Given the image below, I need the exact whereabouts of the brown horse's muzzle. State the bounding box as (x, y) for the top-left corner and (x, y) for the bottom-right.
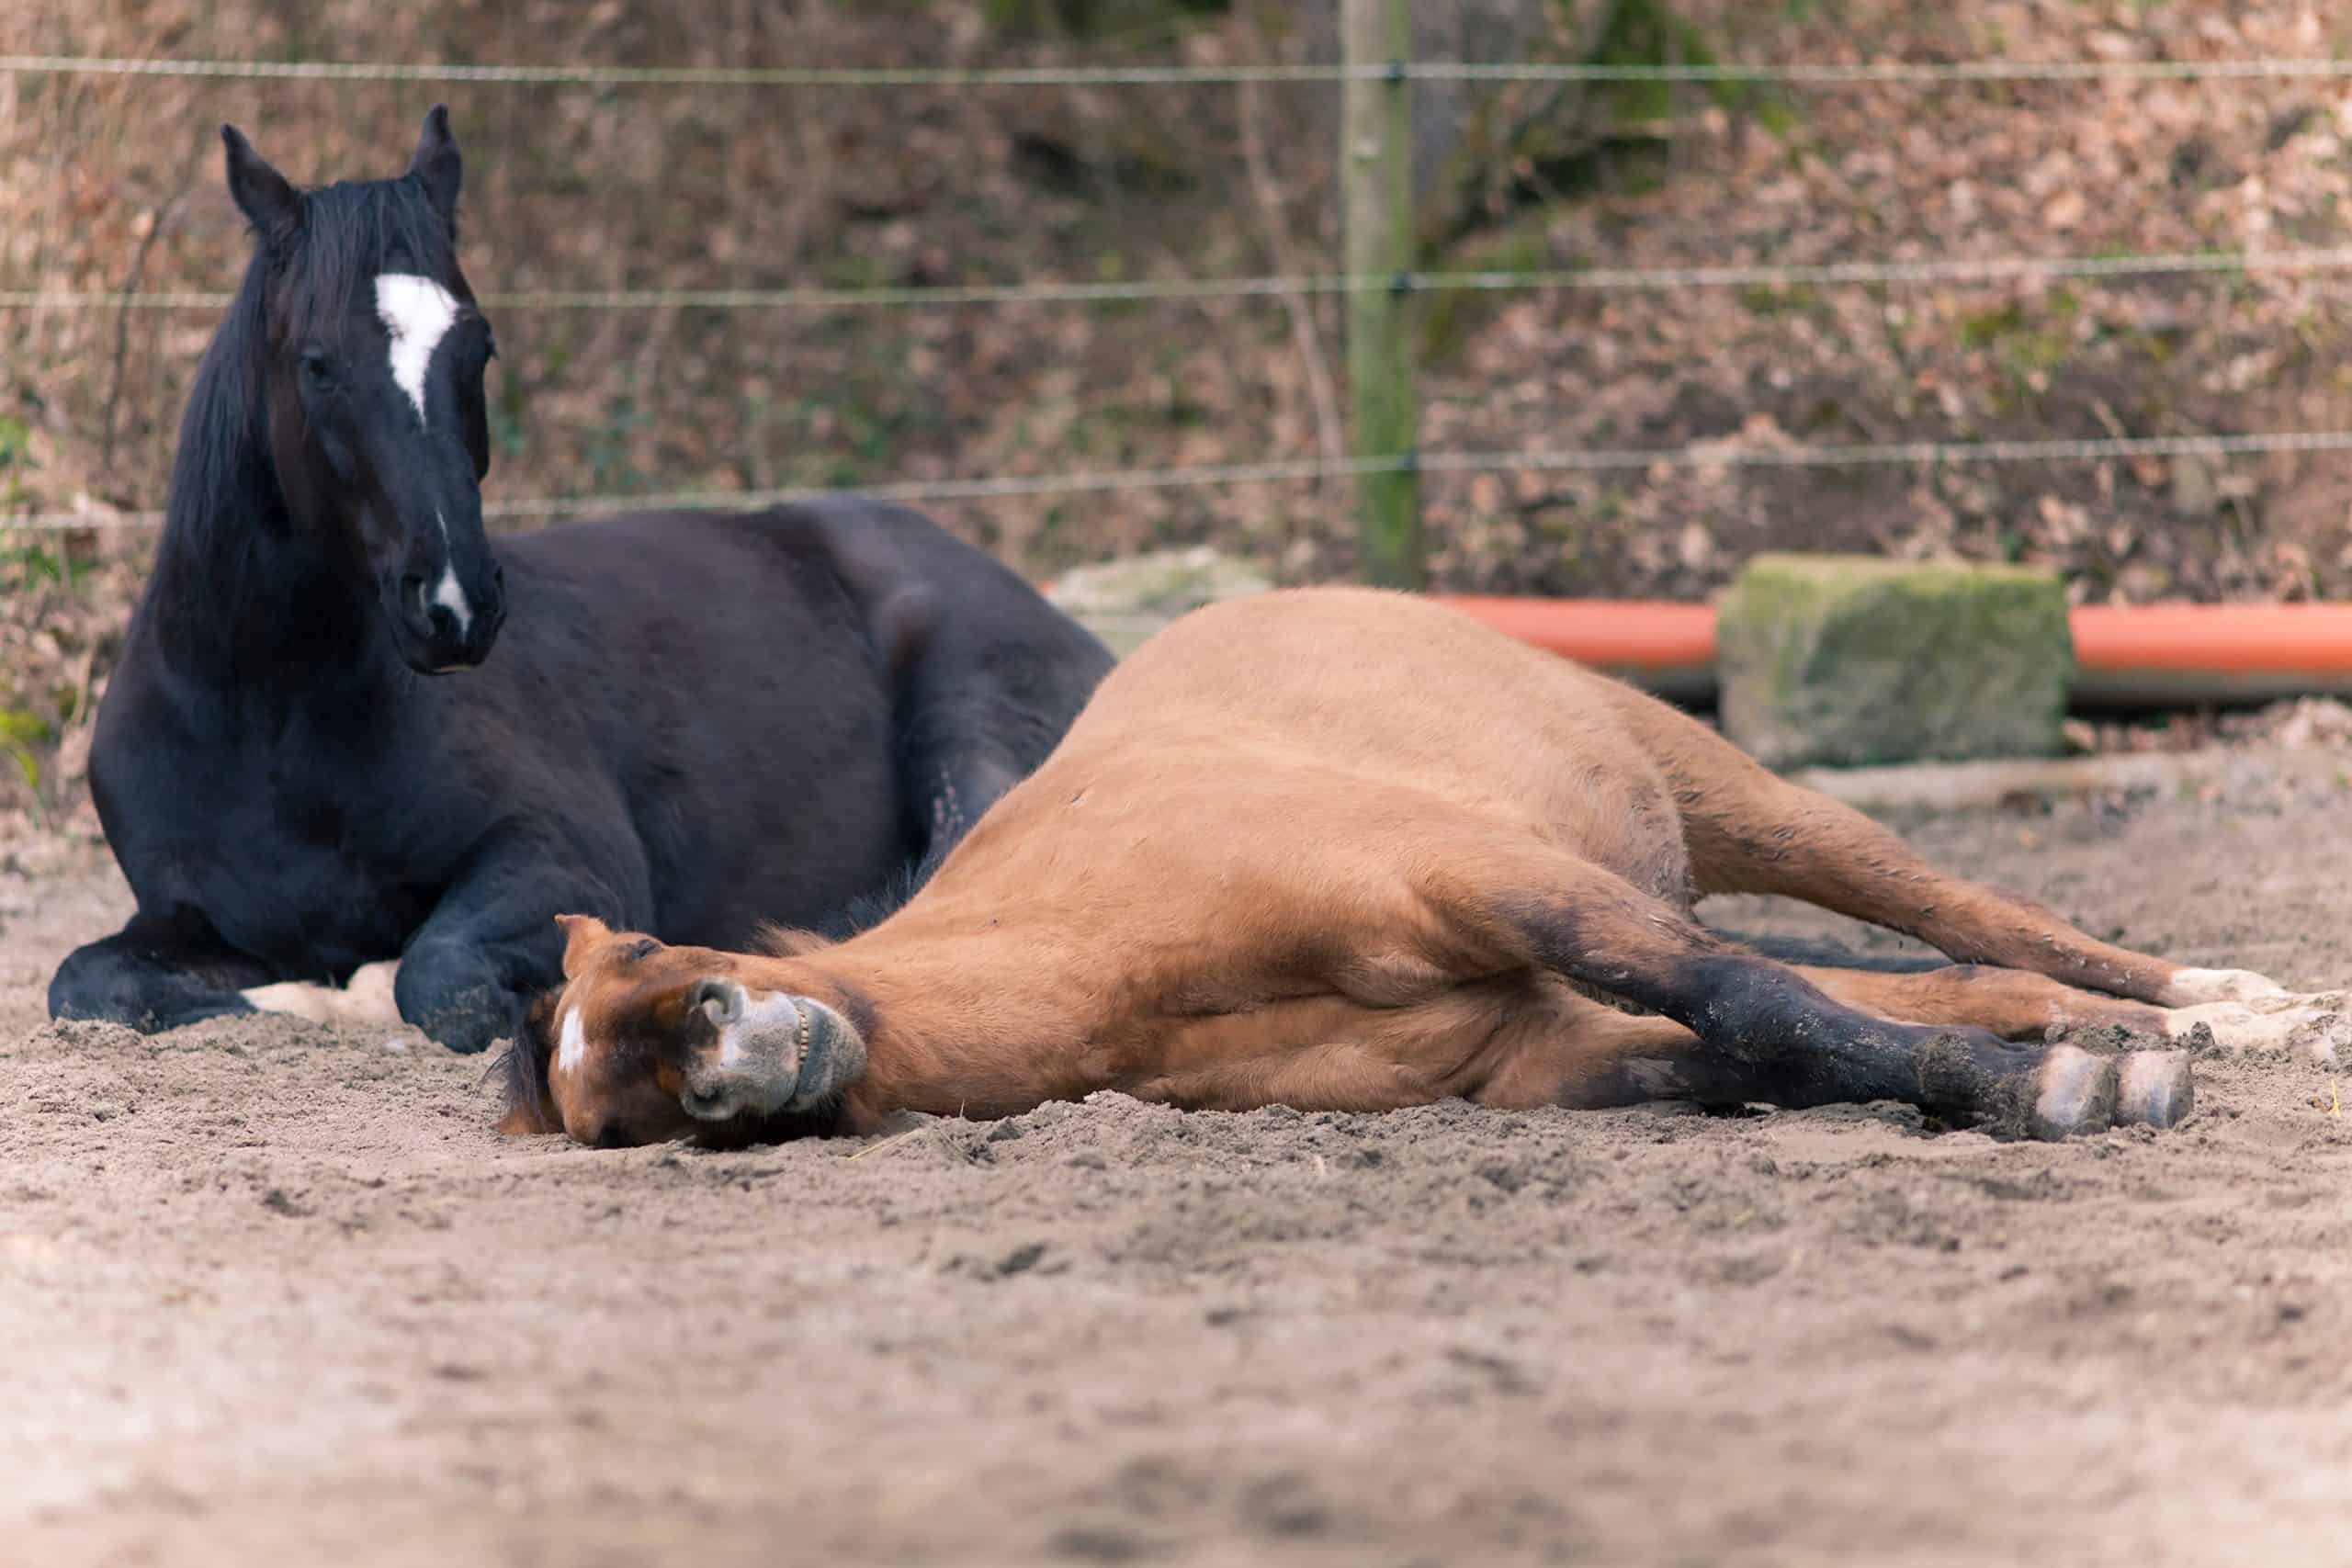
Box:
(675, 979), (865, 1122)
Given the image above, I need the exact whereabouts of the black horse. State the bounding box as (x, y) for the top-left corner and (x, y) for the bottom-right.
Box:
(48, 108), (1112, 1054)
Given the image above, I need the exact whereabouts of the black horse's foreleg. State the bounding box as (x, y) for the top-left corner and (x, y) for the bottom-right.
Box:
(396, 840), (649, 1055)
(48, 907), (274, 1032)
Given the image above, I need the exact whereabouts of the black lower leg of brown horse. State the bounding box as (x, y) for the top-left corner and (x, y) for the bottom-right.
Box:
(1467, 860), (2079, 1128)
(1532, 990), (2181, 1136)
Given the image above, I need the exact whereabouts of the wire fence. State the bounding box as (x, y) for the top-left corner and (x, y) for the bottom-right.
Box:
(12, 245), (2352, 313)
(7, 45), (2352, 540)
(14, 52), (2352, 85)
(15, 430), (2352, 535)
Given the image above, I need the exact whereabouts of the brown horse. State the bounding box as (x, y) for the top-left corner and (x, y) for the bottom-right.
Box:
(503, 588), (2345, 1149)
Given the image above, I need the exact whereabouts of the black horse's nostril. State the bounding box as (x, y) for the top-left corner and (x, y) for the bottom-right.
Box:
(397, 570), (461, 644)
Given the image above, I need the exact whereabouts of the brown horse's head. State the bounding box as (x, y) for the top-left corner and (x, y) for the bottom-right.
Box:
(497, 915), (866, 1148)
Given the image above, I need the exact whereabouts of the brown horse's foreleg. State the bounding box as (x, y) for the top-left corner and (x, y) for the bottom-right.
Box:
(1615, 688), (2288, 1008)
(1443, 848), (2180, 1136)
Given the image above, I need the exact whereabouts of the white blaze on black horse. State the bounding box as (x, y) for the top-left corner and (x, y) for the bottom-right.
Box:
(48, 108), (1111, 1054)
(373, 272), (460, 425)
(372, 268), (476, 646)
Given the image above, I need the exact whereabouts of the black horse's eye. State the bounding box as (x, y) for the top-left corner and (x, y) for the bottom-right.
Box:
(299, 346), (335, 383)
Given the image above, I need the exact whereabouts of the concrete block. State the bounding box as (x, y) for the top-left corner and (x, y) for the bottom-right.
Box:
(1045, 547), (1272, 658)
(1717, 553), (2073, 768)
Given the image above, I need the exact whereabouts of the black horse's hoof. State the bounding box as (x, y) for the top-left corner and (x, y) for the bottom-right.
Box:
(412, 988), (507, 1054)
(48, 939), (258, 1035)
(394, 943), (515, 1055)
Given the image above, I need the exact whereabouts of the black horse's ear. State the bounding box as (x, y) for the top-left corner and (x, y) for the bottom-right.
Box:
(406, 104), (461, 226)
(221, 123), (301, 249)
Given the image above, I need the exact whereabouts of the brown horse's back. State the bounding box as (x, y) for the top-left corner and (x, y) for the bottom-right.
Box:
(923, 588), (1699, 920)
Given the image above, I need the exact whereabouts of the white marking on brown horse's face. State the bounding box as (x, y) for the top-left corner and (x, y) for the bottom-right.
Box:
(556, 1006), (588, 1078)
(373, 273), (459, 425)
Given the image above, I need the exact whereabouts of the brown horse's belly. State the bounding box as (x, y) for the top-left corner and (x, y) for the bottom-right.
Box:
(1121, 978), (1540, 1113)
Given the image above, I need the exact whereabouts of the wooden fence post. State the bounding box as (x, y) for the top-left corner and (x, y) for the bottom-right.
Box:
(1341, 0), (1423, 589)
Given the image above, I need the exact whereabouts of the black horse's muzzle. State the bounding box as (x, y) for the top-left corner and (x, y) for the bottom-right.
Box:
(389, 553), (505, 672)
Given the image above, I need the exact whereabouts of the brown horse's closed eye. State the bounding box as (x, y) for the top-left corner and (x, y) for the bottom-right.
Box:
(507, 589), (2347, 1150)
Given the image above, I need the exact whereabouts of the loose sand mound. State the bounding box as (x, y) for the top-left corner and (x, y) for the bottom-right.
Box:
(6, 763), (2352, 1566)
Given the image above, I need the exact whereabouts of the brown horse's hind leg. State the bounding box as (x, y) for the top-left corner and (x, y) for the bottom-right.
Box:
(1789, 964), (2170, 1040)
(1796, 961), (2346, 1067)
(1442, 847), (2177, 1136)
(1473, 986), (2181, 1135)
(1609, 688), (2266, 1008)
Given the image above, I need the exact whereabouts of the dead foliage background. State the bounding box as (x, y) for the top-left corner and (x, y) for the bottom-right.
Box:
(6, 0), (2352, 829)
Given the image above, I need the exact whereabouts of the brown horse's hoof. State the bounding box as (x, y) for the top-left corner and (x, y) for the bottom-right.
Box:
(2027, 1044), (2120, 1141)
(2113, 1049), (2194, 1130)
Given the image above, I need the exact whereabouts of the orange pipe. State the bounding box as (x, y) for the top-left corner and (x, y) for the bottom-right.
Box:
(1431, 596), (2352, 705)
(2067, 602), (2352, 674)
(1429, 596), (1718, 672)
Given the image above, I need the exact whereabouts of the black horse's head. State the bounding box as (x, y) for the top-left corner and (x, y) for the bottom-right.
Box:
(223, 107), (506, 672)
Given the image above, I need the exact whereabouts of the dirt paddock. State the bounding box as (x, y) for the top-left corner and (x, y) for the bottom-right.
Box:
(6, 754), (2352, 1567)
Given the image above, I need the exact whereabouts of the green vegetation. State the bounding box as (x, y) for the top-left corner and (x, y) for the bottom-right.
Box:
(584, 391), (655, 496)
(0, 540), (90, 595)
(1736, 282), (1827, 318)
(0, 707), (51, 828)
(1433, 0), (1800, 254)
(0, 412), (31, 510)
(982, 0), (1227, 40)
(1589, 0), (1795, 137)
(1419, 219), (1550, 367)
(1959, 293), (2080, 405)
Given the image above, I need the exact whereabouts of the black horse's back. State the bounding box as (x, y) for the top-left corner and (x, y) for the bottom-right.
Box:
(783, 496), (1115, 840)
(469, 499), (1111, 954)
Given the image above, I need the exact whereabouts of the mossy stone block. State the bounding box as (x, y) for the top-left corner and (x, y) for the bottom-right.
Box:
(1717, 554), (2073, 769)
(1046, 547), (1272, 658)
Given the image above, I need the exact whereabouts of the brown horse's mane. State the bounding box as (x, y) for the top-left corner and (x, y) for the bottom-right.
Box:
(488, 989), (564, 1134)
(752, 922), (835, 957)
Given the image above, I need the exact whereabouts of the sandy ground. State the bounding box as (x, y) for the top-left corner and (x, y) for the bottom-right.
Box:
(7, 756), (2352, 1568)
